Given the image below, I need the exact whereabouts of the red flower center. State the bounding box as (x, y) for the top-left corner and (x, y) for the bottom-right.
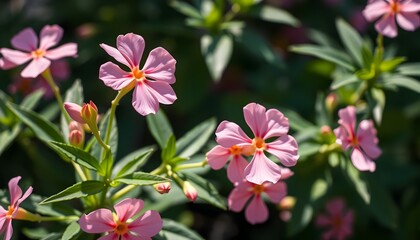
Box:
(253, 137), (266, 150)
(252, 184), (265, 196)
(390, 0), (400, 13)
(114, 220), (129, 235)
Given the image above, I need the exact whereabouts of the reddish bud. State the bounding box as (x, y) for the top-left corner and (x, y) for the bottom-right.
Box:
(154, 182), (171, 194)
(183, 181), (198, 202)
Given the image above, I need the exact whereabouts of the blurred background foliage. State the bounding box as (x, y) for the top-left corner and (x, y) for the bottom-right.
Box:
(0, 0), (419, 239)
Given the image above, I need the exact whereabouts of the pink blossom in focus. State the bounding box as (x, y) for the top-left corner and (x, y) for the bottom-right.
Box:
(362, 0), (420, 38)
(99, 33), (177, 116)
(316, 198), (354, 240)
(0, 25), (77, 78)
(0, 176), (33, 240)
(334, 106), (381, 172)
(215, 103), (299, 185)
(79, 198), (163, 239)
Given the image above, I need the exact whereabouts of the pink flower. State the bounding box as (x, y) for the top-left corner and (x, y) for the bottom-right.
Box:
(334, 106), (381, 172)
(362, 0), (420, 38)
(206, 145), (249, 184)
(228, 168), (291, 224)
(79, 198), (163, 239)
(182, 181), (198, 202)
(0, 176), (33, 240)
(215, 103), (299, 184)
(0, 25), (77, 78)
(99, 33), (177, 116)
(316, 198), (354, 240)
(64, 101), (98, 125)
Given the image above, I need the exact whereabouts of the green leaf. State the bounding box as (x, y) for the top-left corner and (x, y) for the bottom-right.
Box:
(162, 135), (177, 162)
(379, 57), (406, 72)
(171, 1), (202, 19)
(248, 5), (299, 26)
(7, 102), (64, 142)
(287, 200), (313, 236)
(21, 89), (45, 110)
(368, 181), (398, 229)
(0, 125), (20, 156)
(383, 75), (420, 93)
(176, 118), (216, 158)
(48, 141), (103, 175)
(307, 29), (340, 49)
(346, 162), (370, 204)
(113, 147), (155, 179)
(146, 110), (173, 149)
(201, 34), (233, 81)
(62, 221), (80, 240)
(371, 88), (386, 125)
(310, 178), (328, 201)
(155, 219), (205, 240)
(41, 180), (106, 204)
(336, 18), (363, 66)
(298, 142), (320, 159)
(115, 172), (170, 186)
(290, 45), (355, 71)
(22, 228), (49, 239)
(331, 74), (359, 90)
(62, 80), (84, 141)
(91, 110), (118, 160)
(179, 172), (226, 210)
(41, 233), (61, 240)
(279, 107), (315, 132)
(396, 62), (420, 76)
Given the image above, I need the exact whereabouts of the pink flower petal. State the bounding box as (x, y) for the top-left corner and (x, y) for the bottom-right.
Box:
(98, 234), (119, 240)
(351, 148), (376, 172)
(375, 14), (398, 38)
(132, 82), (159, 115)
(15, 186), (33, 211)
(266, 135), (299, 167)
(143, 47), (176, 84)
(264, 109), (289, 139)
(99, 62), (134, 90)
(128, 210), (163, 237)
(100, 43), (132, 68)
(337, 106), (356, 138)
(357, 120), (381, 159)
(228, 181), (253, 211)
(11, 28), (38, 52)
(264, 181), (287, 203)
(215, 121), (252, 148)
(0, 57), (18, 70)
(45, 43), (78, 60)
(245, 151), (282, 184)
(117, 33), (145, 68)
(0, 48), (32, 65)
(245, 196), (269, 224)
(79, 209), (115, 233)
(227, 155), (248, 184)
(144, 80), (177, 105)
(396, 12), (420, 31)
(0, 209), (7, 230)
(8, 176), (22, 206)
(325, 198), (345, 216)
(39, 25), (63, 50)
(243, 103), (268, 138)
(3, 220), (13, 240)
(206, 145), (231, 170)
(280, 167), (294, 180)
(362, 0), (390, 21)
(334, 126), (351, 150)
(114, 198), (144, 222)
(315, 214), (331, 227)
(64, 102), (84, 123)
(400, 2), (420, 12)
(21, 57), (51, 78)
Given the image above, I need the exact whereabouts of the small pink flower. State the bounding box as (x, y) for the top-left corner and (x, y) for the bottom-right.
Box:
(215, 103), (299, 184)
(99, 33), (177, 116)
(0, 25), (77, 78)
(0, 176), (33, 240)
(79, 198), (163, 239)
(334, 106), (381, 172)
(316, 198), (354, 240)
(64, 101), (98, 125)
(182, 181), (198, 202)
(363, 0), (420, 38)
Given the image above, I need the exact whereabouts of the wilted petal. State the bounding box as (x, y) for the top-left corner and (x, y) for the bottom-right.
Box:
(0, 48), (32, 65)
(245, 151), (282, 184)
(132, 82), (159, 115)
(39, 25), (63, 50)
(228, 181), (253, 212)
(351, 148), (376, 172)
(215, 121), (252, 148)
(11, 28), (38, 52)
(362, 0), (390, 21)
(64, 102), (84, 123)
(144, 80), (177, 105)
(206, 145), (231, 170)
(114, 198), (144, 222)
(357, 120), (381, 159)
(245, 196), (269, 224)
(243, 103), (268, 138)
(227, 155), (248, 184)
(264, 109), (289, 139)
(100, 43), (131, 68)
(266, 135), (299, 167)
(79, 209), (115, 233)
(117, 33), (145, 68)
(45, 43), (78, 60)
(128, 210), (163, 237)
(21, 58), (51, 78)
(264, 181), (287, 203)
(396, 12), (420, 31)
(143, 47), (176, 84)
(375, 14), (398, 38)
(99, 62), (134, 90)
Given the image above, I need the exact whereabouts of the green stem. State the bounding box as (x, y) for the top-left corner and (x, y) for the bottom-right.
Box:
(173, 160), (207, 171)
(71, 162), (88, 181)
(224, 3), (241, 22)
(104, 89), (130, 145)
(37, 215), (80, 222)
(41, 69), (71, 124)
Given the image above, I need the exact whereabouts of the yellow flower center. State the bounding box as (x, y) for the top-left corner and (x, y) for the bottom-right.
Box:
(253, 137), (266, 150)
(132, 67), (145, 81)
(252, 184), (265, 196)
(31, 49), (45, 59)
(390, 0), (400, 13)
(6, 206), (14, 219)
(229, 145), (242, 156)
(114, 221), (129, 235)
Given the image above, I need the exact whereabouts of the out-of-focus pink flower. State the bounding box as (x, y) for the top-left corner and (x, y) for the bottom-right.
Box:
(206, 145), (249, 184)
(0, 176), (33, 240)
(316, 198), (354, 240)
(99, 33), (177, 116)
(0, 25), (77, 78)
(215, 103), (299, 184)
(182, 181), (198, 202)
(363, 0), (420, 38)
(79, 198), (163, 239)
(334, 106), (381, 172)
(350, 8), (370, 33)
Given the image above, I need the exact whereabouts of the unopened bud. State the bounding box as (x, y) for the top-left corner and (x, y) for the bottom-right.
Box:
(325, 93), (338, 112)
(320, 125), (332, 135)
(80, 101), (99, 134)
(154, 182), (171, 194)
(183, 181), (198, 202)
(68, 121), (84, 148)
(279, 196), (296, 210)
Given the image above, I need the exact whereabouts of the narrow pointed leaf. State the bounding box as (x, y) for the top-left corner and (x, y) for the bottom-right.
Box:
(115, 172), (170, 186)
(147, 110), (173, 149)
(40, 181), (106, 204)
(62, 221), (80, 240)
(346, 161), (370, 204)
(155, 219), (205, 240)
(21, 89), (45, 110)
(336, 18), (363, 66)
(383, 75), (420, 94)
(248, 5), (299, 26)
(113, 147), (155, 178)
(91, 110), (118, 160)
(176, 118), (216, 158)
(331, 74), (359, 90)
(201, 34), (233, 81)
(171, 0), (202, 19)
(396, 62), (420, 76)
(0, 125), (21, 156)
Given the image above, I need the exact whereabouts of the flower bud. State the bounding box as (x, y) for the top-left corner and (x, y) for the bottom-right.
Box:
(154, 182), (171, 194)
(81, 101), (98, 125)
(320, 125), (332, 135)
(325, 93), (338, 112)
(182, 181), (198, 202)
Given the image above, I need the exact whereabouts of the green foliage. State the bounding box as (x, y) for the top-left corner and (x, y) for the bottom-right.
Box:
(114, 172), (170, 186)
(156, 219), (205, 240)
(41, 181), (106, 204)
(147, 110), (173, 149)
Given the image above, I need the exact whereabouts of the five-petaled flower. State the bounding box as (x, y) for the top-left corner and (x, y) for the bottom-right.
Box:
(334, 106), (381, 172)
(0, 25), (77, 78)
(79, 198), (163, 239)
(0, 176), (33, 240)
(316, 198), (354, 240)
(363, 0), (420, 38)
(214, 103), (299, 185)
(99, 33), (177, 116)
